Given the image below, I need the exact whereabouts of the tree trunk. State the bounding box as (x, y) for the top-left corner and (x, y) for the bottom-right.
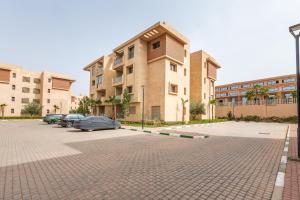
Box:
(182, 106), (184, 124)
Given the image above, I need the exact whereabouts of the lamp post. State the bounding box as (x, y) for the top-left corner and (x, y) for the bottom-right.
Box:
(289, 23), (300, 158)
(141, 85), (145, 130)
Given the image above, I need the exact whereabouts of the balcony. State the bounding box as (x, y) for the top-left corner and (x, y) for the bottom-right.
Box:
(96, 82), (104, 90)
(112, 75), (123, 86)
(113, 55), (124, 70)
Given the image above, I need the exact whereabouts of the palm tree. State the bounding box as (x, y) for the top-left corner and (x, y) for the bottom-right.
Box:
(105, 96), (120, 119)
(0, 103), (7, 118)
(181, 98), (188, 124)
(260, 87), (269, 117)
(209, 99), (217, 120)
(89, 98), (101, 115)
(53, 105), (60, 114)
(292, 90), (297, 103)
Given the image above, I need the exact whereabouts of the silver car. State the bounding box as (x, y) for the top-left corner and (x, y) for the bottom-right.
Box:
(73, 116), (121, 131)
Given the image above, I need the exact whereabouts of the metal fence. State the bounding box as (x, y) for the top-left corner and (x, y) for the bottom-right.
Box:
(217, 98), (297, 106)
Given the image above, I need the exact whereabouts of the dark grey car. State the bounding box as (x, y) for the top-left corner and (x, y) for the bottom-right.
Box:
(73, 116), (121, 131)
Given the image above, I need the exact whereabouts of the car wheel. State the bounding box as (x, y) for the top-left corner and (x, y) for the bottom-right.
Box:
(66, 122), (72, 128)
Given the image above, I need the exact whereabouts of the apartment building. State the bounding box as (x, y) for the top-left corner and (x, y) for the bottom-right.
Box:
(0, 64), (74, 116)
(70, 94), (84, 110)
(84, 21), (191, 122)
(215, 74), (296, 104)
(190, 50), (221, 119)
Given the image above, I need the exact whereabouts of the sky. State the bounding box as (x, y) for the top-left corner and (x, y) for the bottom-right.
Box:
(0, 0), (299, 96)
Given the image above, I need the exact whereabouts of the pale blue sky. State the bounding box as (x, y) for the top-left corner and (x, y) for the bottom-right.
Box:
(0, 0), (299, 95)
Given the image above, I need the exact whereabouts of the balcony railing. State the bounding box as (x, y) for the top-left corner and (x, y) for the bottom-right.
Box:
(114, 57), (124, 66)
(112, 75), (123, 85)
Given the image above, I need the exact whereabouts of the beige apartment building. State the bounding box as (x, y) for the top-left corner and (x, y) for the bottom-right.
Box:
(84, 21), (220, 122)
(190, 50), (221, 119)
(215, 74), (296, 104)
(0, 64), (74, 116)
(70, 94), (85, 110)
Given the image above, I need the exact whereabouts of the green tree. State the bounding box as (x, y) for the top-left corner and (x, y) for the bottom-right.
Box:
(190, 102), (206, 120)
(0, 103), (7, 118)
(209, 99), (217, 120)
(89, 98), (101, 114)
(77, 96), (91, 116)
(246, 84), (268, 104)
(292, 90), (297, 102)
(23, 102), (41, 116)
(105, 96), (120, 119)
(121, 89), (131, 117)
(181, 98), (188, 123)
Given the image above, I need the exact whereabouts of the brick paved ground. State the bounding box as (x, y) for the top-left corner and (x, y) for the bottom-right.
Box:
(0, 121), (285, 200)
(283, 125), (300, 200)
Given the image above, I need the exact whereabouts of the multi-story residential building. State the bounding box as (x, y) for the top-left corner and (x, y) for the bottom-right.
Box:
(70, 94), (85, 110)
(0, 64), (74, 116)
(190, 50), (221, 119)
(84, 21), (191, 122)
(215, 74), (296, 104)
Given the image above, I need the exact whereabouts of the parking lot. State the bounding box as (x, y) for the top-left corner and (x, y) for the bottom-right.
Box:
(0, 120), (288, 199)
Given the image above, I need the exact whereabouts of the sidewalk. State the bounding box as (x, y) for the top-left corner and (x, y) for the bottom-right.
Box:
(283, 125), (300, 199)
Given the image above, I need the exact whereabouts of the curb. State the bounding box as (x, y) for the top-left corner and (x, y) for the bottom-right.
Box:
(122, 127), (209, 139)
(271, 125), (290, 200)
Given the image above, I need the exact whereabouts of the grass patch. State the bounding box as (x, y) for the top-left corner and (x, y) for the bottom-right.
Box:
(0, 116), (42, 120)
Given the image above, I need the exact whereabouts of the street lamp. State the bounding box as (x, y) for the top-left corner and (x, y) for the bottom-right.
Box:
(289, 23), (300, 158)
(141, 85), (145, 129)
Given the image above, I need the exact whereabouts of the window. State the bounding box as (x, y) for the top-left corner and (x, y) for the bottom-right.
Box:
(22, 76), (30, 83)
(21, 98), (29, 104)
(127, 86), (133, 93)
(22, 87), (30, 93)
(33, 88), (40, 94)
(127, 65), (133, 74)
(48, 78), (51, 83)
(48, 89), (50, 93)
(128, 46), (135, 59)
(184, 50), (187, 57)
(96, 75), (103, 85)
(47, 99), (50, 103)
(170, 84), (178, 94)
(92, 80), (95, 86)
(170, 63), (177, 72)
(34, 78), (41, 84)
(184, 68), (187, 76)
(267, 80), (276, 85)
(152, 41), (160, 49)
(33, 99), (40, 104)
(229, 92), (238, 96)
(242, 84), (250, 88)
(11, 97), (15, 102)
(282, 86), (296, 91)
(184, 87), (187, 95)
(12, 85), (15, 90)
(231, 85), (240, 90)
(129, 106), (136, 115)
(283, 78), (296, 83)
(11, 109), (14, 114)
(12, 73), (16, 78)
(47, 109), (50, 114)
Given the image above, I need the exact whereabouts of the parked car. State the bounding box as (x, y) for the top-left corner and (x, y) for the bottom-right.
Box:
(43, 114), (64, 124)
(59, 114), (85, 127)
(73, 116), (121, 131)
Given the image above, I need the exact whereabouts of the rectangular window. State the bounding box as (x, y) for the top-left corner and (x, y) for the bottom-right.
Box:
(48, 78), (51, 83)
(152, 41), (160, 49)
(184, 68), (187, 76)
(11, 97), (15, 102)
(127, 86), (133, 93)
(33, 88), (40, 94)
(47, 99), (50, 103)
(169, 84), (178, 94)
(96, 75), (103, 85)
(22, 76), (30, 83)
(170, 63), (177, 72)
(12, 85), (15, 90)
(92, 80), (95, 86)
(184, 87), (187, 95)
(127, 65), (133, 74)
(184, 49), (187, 57)
(283, 78), (296, 83)
(34, 78), (41, 84)
(48, 89), (50, 93)
(128, 46), (135, 59)
(11, 109), (14, 114)
(21, 98), (29, 104)
(22, 87), (30, 93)
(12, 73), (16, 78)
(129, 106), (136, 115)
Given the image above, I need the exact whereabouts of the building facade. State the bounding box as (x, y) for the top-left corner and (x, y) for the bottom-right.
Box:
(70, 94), (85, 111)
(84, 21), (192, 122)
(0, 64), (74, 116)
(190, 50), (220, 119)
(215, 74), (296, 104)
(84, 21), (221, 122)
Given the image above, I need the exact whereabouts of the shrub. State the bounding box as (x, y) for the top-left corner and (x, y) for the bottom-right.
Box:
(227, 111), (234, 120)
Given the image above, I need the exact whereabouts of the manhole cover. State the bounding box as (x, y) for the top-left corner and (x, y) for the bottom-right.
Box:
(259, 132), (270, 135)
